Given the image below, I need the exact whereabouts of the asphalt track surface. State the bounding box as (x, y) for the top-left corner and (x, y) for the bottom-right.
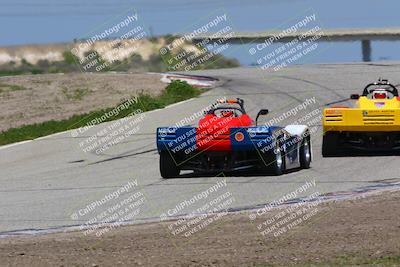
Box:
(1, 63), (400, 235)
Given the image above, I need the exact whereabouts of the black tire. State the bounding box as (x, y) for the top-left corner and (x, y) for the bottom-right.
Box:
(322, 132), (340, 157)
(300, 136), (312, 169)
(160, 151), (180, 178)
(271, 138), (285, 175)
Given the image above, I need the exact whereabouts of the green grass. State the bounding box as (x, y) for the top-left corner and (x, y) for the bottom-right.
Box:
(0, 80), (202, 146)
(297, 255), (400, 267)
(62, 87), (90, 101)
(332, 255), (400, 266)
(0, 70), (24, 77)
(255, 255), (400, 267)
(0, 82), (27, 92)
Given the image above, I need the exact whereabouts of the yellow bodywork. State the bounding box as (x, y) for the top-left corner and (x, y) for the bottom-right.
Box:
(323, 96), (400, 133)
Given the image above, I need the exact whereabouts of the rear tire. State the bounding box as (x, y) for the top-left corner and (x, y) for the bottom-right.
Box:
(271, 138), (285, 175)
(300, 137), (311, 169)
(160, 151), (180, 178)
(322, 132), (339, 157)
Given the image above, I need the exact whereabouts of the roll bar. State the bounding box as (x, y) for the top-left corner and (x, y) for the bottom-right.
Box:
(209, 98), (246, 114)
(362, 78), (399, 96)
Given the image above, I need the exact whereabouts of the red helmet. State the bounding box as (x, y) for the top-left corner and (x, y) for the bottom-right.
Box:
(221, 111), (234, 117)
(373, 90), (388, 99)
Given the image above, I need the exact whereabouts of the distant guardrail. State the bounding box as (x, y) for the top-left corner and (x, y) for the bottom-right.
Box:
(185, 28), (400, 62)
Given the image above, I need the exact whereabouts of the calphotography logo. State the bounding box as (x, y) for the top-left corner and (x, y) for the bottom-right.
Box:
(159, 11), (237, 71)
(69, 8), (148, 73)
(70, 179), (147, 237)
(159, 178), (235, 239)
(249, 12), (328, 72)
(249, 180), (322, 238)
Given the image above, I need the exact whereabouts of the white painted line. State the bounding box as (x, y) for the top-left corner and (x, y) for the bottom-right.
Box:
(145, 108), (163, 115)
(35, 130), (72, 140)
(0, 130), (72, 150)
(165, 98), (195, 108)
(143, 98), (195, 114)
(0, 140), (33, 151)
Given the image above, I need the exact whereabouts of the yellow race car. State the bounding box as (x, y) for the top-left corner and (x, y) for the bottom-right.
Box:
(323, 79), (400, 156)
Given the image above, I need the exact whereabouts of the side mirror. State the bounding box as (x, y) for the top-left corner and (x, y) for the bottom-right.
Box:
(255, 109), (269, 126)
(350, 94), (360, 100)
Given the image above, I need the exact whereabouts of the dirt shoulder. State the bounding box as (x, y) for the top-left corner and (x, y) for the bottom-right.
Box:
(0, 73), (165, 132)
(0, 190), (399, 267)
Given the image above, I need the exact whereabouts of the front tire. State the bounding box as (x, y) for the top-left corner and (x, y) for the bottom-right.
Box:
(160, 151), (180, 178)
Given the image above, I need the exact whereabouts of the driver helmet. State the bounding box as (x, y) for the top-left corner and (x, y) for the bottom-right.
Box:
(372, 89), (388, 99)
(221, 110), (234, 117)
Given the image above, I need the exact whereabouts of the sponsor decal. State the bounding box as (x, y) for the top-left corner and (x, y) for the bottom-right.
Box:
(374, 102), (386, 108)
(325, 109), (342, 115)
(234, 132), (245, 142)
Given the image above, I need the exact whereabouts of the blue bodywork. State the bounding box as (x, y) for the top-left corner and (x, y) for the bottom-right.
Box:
(157, 127), (197, 154)
(156, 124), (305, 173)
(156, 126), (283, 154)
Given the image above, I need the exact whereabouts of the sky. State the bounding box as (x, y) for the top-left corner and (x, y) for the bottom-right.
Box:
(1, 0), (400, 46)
(0, 0), (399, 64)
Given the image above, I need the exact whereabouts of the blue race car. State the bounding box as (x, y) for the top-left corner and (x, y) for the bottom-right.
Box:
(156, 98), (312, 178)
